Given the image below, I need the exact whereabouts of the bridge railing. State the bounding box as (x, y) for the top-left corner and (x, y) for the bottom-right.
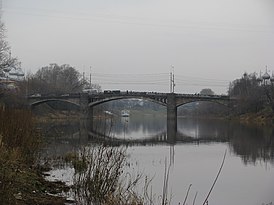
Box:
(27, 91), (230, 100)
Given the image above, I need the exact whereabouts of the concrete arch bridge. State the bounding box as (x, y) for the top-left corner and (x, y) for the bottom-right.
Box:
(28, 91), (233, 136)
(29, 91), (231, 111)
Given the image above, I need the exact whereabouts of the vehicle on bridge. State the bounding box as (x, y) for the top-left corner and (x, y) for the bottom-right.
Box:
(61, 94), (69, 97)
(104, 90), (121, 94)
(83, 88), (98, 94)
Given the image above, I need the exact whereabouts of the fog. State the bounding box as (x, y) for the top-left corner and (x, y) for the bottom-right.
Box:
(2, 0), (274, 94)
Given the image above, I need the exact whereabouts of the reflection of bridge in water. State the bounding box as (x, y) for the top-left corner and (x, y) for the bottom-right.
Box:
(29, 91), (233, 142)
(39, 118), (274, 164)
(42, 122), (229, 146)
(39, 119), (229, 146)
(87, 129), (228, 146)
(80, 119), (229, 146)
(39, 117), (274, 165)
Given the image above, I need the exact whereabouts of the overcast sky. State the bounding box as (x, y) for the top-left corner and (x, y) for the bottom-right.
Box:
(2, 0), (274, 94)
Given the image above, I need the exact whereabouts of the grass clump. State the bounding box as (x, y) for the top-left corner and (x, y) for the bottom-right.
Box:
(72, 145), (144, 205)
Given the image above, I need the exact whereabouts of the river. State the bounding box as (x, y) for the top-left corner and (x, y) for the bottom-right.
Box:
(40, 114), (274, 205)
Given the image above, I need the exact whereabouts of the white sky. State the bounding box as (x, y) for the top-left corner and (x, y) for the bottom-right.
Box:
(2, 0), (274, 94)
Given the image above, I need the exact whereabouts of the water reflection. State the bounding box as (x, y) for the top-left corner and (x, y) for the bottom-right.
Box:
(228, 124), (274, 165)
(39, 116), (274, 165)
(40, 116), (274, 205)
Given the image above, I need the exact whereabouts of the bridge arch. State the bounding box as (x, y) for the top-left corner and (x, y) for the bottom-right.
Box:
(176, 99), (230, 108)
(88, 96), (167, 107)
(30, 99), (80, 109)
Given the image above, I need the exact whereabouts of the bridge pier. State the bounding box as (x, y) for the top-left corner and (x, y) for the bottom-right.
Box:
(79, 93), (92, 117)
(86, 107), (94, 132)
(79, 119), (89, 140)
(80, 93), (89, 119)
(80, 93), (94, 133)
(167, 93), (177, 143)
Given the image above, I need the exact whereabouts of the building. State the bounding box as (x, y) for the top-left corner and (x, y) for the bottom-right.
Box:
(0, 66), (25, 81)
(257, 67), (273, 86)
(0, 66), (25, 92)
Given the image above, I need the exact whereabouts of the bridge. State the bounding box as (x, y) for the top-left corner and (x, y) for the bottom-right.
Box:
(28, 91), (231, 108)
(28, 91), (233, 138)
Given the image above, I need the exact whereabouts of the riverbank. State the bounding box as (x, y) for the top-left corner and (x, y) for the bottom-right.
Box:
(0, 161), (70, 205)
(178, 108), (274, 127)
(229, 108), (274, 126)
(0, 108), (71, 205)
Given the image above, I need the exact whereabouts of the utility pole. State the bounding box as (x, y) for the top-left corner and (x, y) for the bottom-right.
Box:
(172, 70), (175, 93)
(89, 66), (92, 88)
(170, 65), (175, 93)
(170, 72), (173, 93)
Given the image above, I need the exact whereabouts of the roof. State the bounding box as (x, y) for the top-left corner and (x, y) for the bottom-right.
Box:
(9, 67), (24, 76)
(262, 71), (270, 80)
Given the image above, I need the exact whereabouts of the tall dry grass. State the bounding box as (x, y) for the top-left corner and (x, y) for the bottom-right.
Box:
(0, 108), (41, 204)
(0, 108), (41, 164)
(70, 145), (144, 205)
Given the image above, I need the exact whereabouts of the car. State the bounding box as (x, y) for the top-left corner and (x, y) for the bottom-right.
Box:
(61, 94), (69, 97)
(83, 88), (98, 94)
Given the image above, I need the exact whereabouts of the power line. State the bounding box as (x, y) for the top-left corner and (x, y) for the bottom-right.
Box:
(175, 74), (229, 82)
(0, 0), (2, 16)
(93, 72), (169, 76)
(90, 71), (230, 89)
(4, 6), (274, 33)
(92, 81), (167, 85)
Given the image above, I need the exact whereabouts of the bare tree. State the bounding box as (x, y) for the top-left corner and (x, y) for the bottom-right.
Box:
(200, 88), (214, 95)
(0, 17), (17, 71)
(28, 63), (87, 94)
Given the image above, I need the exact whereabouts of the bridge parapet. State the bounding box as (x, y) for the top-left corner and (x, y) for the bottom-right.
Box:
(88, 91), (168, 107)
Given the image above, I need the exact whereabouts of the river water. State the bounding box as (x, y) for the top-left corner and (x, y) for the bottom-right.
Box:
(41, 114), (274, 205)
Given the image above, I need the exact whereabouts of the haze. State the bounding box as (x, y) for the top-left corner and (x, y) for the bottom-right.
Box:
(2, 0), (274, 94)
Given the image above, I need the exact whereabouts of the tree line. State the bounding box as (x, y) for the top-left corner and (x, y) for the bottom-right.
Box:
(25, 63), (101, 95)
(228, 72), (274, 114)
